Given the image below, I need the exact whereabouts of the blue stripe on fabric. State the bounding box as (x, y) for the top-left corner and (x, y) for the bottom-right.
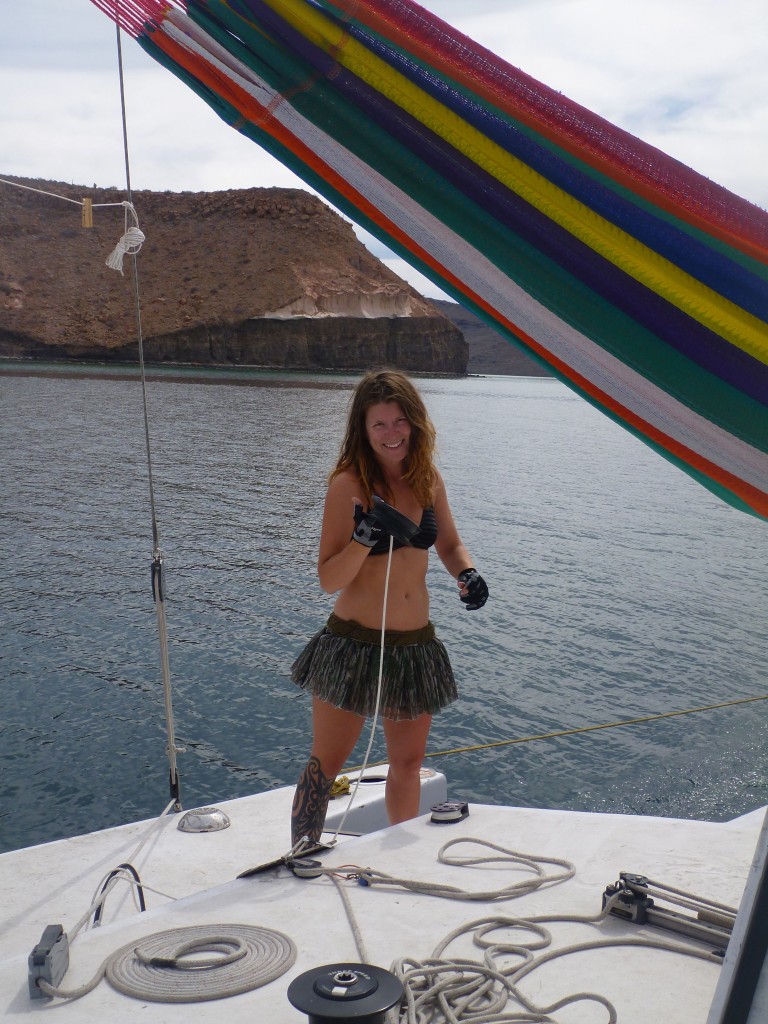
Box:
(348, 73), (768, 406)
(228, 0), (768, 404)
(320, 5), (768, 322)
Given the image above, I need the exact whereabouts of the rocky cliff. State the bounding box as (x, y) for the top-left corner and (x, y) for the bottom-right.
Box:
(0, 177), (467, 375)
(433, 300), (553, 377)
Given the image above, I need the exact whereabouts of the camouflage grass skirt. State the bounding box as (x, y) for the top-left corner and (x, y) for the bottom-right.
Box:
(290, 612), (457, 721)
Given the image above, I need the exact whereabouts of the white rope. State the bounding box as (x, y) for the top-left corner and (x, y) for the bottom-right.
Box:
(389, 955), (603, 1023)
(37, 924), (296, 1004)
(329, 534), (395, 844)
(0, 176), (145, 266)
(285, 534), (397, 861)
(0, 176), (83, 204)
(330, 874), (370, 963)
(0, 175), (130, 210)
(300, 841), (726, 1023)
(385, 898), (724, 1022)
(105, 204), (145, 273)
(353, 837), (575, 902)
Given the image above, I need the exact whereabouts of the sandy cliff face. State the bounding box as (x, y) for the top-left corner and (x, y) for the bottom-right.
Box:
(0, 177), (466, 374)
(432, 301), (552, 377)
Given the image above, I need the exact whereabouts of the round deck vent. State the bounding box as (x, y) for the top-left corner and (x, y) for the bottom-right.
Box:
(177, 806), (231, 833)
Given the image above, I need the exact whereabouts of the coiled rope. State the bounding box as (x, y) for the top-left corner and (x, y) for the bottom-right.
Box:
(37, 924), (296, 1003)
(104, 206), (145, 273)
(34, 798), (298, 1005)
(31, 798), (296, 1004)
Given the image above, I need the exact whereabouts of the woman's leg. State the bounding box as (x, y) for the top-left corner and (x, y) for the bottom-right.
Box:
(381, 713), (432, 825)
(291, 697), (366, 847)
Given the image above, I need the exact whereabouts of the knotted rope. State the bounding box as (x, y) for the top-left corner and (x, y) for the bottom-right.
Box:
(105, 204), (145, 273)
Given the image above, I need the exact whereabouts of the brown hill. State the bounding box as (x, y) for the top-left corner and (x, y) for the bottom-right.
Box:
(0, 177), (466, 375)
(432, 300), (553, 377)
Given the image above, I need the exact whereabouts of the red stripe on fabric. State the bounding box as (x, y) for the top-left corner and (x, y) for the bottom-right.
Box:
(473, 301), (768, 517)
(330, 0), (768, 264)
(88, 0), (174, 36)
(149, 24), (767, 518)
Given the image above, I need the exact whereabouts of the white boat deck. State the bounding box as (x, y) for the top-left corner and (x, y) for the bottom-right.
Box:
(0, 766), (447, 963)
(1, 778), (764, 1023)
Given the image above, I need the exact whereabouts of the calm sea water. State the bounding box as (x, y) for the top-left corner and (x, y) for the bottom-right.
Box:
(1, 367), (766, 854)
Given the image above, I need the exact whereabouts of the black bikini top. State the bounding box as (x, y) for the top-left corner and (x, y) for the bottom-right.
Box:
(369, 506), (438, 555)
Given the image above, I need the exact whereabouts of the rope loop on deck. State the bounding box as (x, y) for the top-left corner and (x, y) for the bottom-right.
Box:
(318, 839), (725, 1023)
(351, 837), (575, 902)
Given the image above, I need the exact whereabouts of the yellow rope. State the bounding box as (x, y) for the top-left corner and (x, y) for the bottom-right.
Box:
(348, 692), (768, 771)
(330, 775), (351, 797)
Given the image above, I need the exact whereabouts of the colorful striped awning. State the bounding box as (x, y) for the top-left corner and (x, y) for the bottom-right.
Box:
(91, 0), (768, 520)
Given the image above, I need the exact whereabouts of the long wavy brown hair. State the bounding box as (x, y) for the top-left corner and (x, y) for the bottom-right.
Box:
(330, 369), (437, 508)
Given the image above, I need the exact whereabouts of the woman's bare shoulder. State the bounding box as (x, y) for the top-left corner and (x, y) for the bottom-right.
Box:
(432, 468), (447, 502)
(324, 469), (366, 516)
(327, 468), (361, 496)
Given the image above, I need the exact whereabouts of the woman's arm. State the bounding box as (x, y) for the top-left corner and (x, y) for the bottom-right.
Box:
(317, 471), (371, 594)
(433, 471), (475, 579)
(434, 472), (490, 610)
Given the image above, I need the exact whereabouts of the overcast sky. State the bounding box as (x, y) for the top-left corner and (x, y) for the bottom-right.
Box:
(1, 0), (765, 298)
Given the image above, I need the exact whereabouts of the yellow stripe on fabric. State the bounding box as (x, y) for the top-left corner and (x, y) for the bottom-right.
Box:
(257, 0), (768, 364)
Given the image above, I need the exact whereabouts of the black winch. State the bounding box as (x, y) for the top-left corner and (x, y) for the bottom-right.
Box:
(287, 962), (403, 1023)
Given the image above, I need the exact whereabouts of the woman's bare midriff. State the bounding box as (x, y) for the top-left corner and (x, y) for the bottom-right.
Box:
(333, 546), (430, 631)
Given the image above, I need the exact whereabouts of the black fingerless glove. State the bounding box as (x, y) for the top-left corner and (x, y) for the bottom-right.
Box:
(457, 568), (489, 610)
(352, 504), (390, 549)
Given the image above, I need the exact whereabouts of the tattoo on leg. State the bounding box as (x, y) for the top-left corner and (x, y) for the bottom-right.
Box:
(291, 755), (333, 847)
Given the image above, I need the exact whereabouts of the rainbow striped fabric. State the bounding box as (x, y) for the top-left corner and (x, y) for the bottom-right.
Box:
(92, 0), (768, 520)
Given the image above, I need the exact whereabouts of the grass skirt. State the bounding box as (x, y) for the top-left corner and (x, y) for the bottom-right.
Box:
(291, 613), (457, 720)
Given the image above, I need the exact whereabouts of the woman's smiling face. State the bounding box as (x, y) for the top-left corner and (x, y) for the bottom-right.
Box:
(365, 401), (411, 466)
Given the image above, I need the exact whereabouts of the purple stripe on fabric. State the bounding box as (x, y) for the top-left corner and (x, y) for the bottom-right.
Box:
(334, 11), (768, 322)
(211, 0), (768, 406)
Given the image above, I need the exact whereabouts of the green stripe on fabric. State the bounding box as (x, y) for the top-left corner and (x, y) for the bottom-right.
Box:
(199, 4), (766, 448)
(319, 2), (768, 283)
(139, 31), (765, 518)
(154, 5), (768, 450)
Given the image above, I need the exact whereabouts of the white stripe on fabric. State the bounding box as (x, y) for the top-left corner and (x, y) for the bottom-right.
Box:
(162, 12), (767, 494)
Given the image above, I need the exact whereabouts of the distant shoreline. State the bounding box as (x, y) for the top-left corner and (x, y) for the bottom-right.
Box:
(0, 358), (476, 386)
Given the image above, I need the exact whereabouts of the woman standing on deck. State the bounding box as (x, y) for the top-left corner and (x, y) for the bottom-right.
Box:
(290, 369), (488, 848)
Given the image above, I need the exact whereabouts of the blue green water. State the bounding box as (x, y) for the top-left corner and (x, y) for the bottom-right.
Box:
(1, 367), (766, 853)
